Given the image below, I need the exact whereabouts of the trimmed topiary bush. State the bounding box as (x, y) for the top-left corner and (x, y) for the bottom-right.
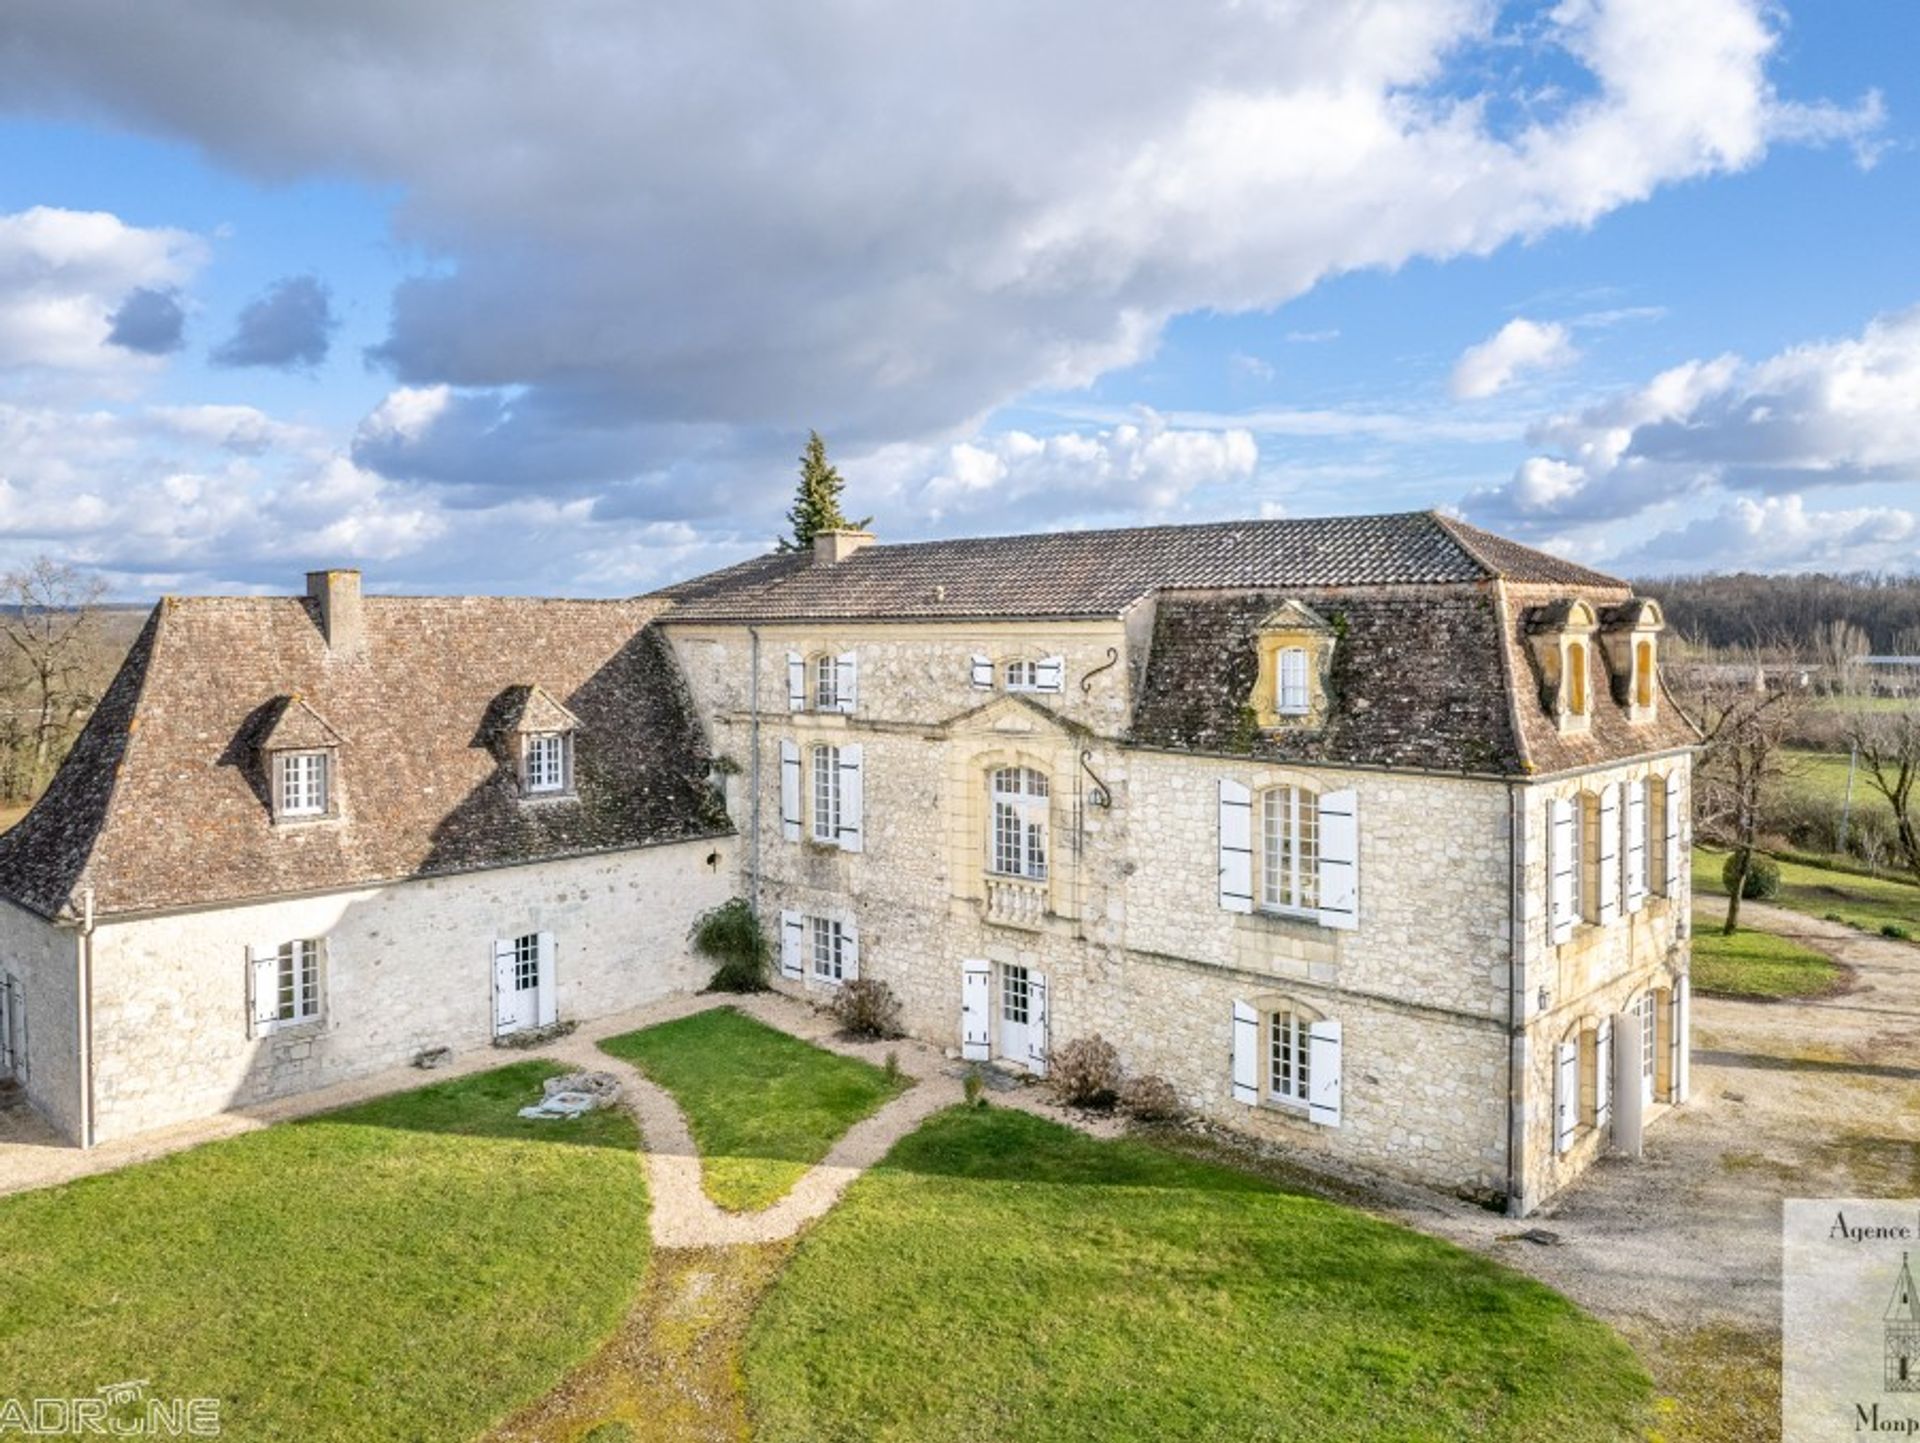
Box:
(1723, 851), (1781, 900)
(1048, 1034), (1123, 1110)
(830, 978), (904, 1039)
(691, 898), (771, 992)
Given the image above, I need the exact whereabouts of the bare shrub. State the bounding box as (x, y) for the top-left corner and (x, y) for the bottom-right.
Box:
(1118, 1073), (1182, 1122)
(830, 978), (903, 1039)
(1048, 1034), (1123, 1110)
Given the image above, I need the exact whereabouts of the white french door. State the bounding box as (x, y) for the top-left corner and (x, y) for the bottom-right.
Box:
(997, 964), (1049, 1077)
(492, 933), (556, 1037)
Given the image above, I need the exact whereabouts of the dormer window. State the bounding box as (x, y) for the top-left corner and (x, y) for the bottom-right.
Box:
(256, 696), (345, 824)
(279, 752), (329, 817)
(1250, 601), (1334, 729)
(523, 732), (572, 795)
(1601, 598), (1666, 724)
(1527, 599), (1599, 736)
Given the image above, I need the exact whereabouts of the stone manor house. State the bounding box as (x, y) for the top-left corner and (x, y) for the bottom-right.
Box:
(0, 512), (1696, 1212)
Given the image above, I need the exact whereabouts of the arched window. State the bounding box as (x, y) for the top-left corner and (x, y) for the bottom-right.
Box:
(1566, 641), (1590, 716)
(1635, 638), (1654, 708)
(1259, 785), (1319, 914)
(989, 766), (1049, 880)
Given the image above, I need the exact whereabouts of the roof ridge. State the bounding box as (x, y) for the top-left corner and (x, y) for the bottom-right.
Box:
(820, 508), (1440, 558)
(1425, 510), (1501, 580)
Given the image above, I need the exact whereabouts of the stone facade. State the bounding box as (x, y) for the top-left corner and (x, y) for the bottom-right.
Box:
(0, 898), (82, 1139)
(74, 840), (729, 1144)
(667, 614), (1691, 1209)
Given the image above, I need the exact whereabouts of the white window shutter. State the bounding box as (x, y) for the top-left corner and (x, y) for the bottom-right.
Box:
(536, 932), (557, 1025)
(1672, 975), (1690, 1103)
(779, 911), (804, 980)
(835, 651), (858, 714)
(1596, 783), (1620, 924)
(491, 937), (516, 1034)
(1663, 772), (1683, 896)
(1307, 1019), (1342, 1127)
(779, 738), (802, 842)
(1554, 1040), (1578, 1155)
(1218, 780), (1254, 914)
(248, 943), (280, 1035)
(1624, 781), (1648, 913)
(786, 651), (807, 711)
(837, 744), (864, 853)
(1035, 655), (1065, 693)
(970, 654), (994, 689)
(1549, 797), (1576, 944)
(1317, 789), (1359, 931)
(842, 921), (860, 982)
(1027, 973), (1049, 1077)
(1593, 1018), (1613, 1132)
(1231, 1000), (1259, 1105)
(961, 960), (990, 1059)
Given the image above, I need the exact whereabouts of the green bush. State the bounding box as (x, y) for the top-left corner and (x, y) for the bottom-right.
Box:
(1881, 923), (1913, 941)
(1722, 852), (1782, 900)
(690, 898), (770, 992)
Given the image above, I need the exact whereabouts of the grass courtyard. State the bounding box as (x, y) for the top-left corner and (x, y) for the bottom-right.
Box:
(744, 1106), (1653, 1443)
(0, 1062), (648, 1443)
(598, 1005), (907, 1211)
(1690, 918), (1845, 998)
(1693, 844), (1920, 936)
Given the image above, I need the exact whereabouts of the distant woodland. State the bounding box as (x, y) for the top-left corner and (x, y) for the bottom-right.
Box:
(1641, 572), (1920, 657)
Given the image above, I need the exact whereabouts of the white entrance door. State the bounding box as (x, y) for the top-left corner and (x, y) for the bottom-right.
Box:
(997, 965), (1049, 1076)
(493, 933), (556, 1037)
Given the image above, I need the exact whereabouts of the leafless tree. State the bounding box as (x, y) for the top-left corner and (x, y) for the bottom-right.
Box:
(0, 557), (108, 799)
(1679, 658), (1810, 934)
(1845, 708), (1920, 884)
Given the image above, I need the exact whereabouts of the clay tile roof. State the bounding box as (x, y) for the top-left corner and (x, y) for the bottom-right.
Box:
(492, 683), (582, 736)
(256, 697), (345, 753)
(656, 510), (1625, 623)
(0, 594), (728, 921)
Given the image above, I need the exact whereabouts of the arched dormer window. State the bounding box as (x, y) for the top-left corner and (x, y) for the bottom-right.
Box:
(1602, 598), (1665, 723)
(1566, 641), (1590, 717)
(1250, 601), (1334, 729)
(1527, 598), (1598, 736)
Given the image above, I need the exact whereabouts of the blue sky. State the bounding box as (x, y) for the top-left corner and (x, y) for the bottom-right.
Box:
(0, 0), (1914, 596)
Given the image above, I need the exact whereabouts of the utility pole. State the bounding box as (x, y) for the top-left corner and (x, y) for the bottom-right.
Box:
(1839, 740), (1858, 853)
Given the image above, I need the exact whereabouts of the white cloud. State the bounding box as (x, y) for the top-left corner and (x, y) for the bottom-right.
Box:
(901, 415), (1259, 525)
(1449, 318), (1579, 400)
(1624, 495), (1919, 574)
(0, 207), (203, 372)
(0, 0), (1880, 479)
(1468, 305), (1920, 528)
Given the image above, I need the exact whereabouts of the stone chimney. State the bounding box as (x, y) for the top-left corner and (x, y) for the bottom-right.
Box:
(306, 569), (367, 657)
(812, 528), (876, 566)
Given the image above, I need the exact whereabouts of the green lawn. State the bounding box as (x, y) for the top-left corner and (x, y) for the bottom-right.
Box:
(1690, 914), (1845, 998)
(600, 1006), (907, 1212)
(1782, 747), (1896, 823)
(744, 1107), (1653, 1443)
(1694, 845), (1920, 934)
(0, 1062), (648, 1443)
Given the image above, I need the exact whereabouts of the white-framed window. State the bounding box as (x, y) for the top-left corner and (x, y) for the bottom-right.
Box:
(1259, 785), (1319, 915)
(524, 732), (570, 794)
(1002, 963), (1031, 1025)
(811, 743), (841, 843)
(278, 751), (329, 818)
(1005, 660), (1038, 691)
(251, 938), (321, 1033)
(511, 933), (541, 991)
(1573, 791), (1595, 923)
(1637, 991), (1658, 1086)
(810, 916), (849, 983)
(1003, 657), (1065, 694)
(1268, 1007), (1312, 1107)
(989, 766), (1049, 880)
(813, 653), (839, 711)
(1277, 647), (1310, 715)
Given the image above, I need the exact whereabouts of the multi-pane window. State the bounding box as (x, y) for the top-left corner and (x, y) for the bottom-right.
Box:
(1637, 992), (1657, 1085)
(1277, 647), (1310, 715)
(271, 940), (321, 1025)
(1569, 793), (1590, 922)
(279, 751), (328, 817)
(1002, 964), (1030, 1025)
(811, 744), (842, 843)
(989, 767), (1049, 880)
(1005, 660), (1037, 691)
(1269, 1008), (1312, 1107)
(512, 933), (541, 992)
(525, 732), (568, 793)
(810, 917), (848, 982)
(1259, 785), (1319, 914)
(813, 654), (839, 711)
